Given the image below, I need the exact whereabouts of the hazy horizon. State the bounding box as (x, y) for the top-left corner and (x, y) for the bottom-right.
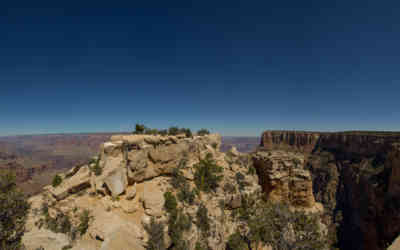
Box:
(2, 1), (400, 136)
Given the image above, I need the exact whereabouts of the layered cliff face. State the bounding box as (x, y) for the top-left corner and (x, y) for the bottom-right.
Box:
(259, 130), (400, 250)
(261, 131), (320, 153)
(252, 150), (322, 212)
(261, 130), (400, 156)
(0, 151), (49, 194)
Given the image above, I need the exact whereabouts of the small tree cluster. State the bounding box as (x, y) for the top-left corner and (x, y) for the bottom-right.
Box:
(38, 206), (72, 235)
(235, 172), (246, 191)
(229, 193), (326, 250)
(170, 160), (188, 189)
(38, 204), (92, 241)
(89, 158), (102, 176)
(223, 182), (237, 194)
(133, 124), (146, 134)
(163, 192), (192, 249)
(194, 154), (223, 193)
(197, 129), (210, 136)
(168, 210), (191, 249)
(77, 209), (91, 236)
(164, 192), (178, 214)
(133, 124), (159, 135)
(226, 232), (249, 250)
(133, 123), (194, 137)
(170, 160), (196, 205)
(247, 165), (256, 175)
(144, 218), (166, 250)
(195, 242), (209, 250)
(196, 203), (210, 235)
(168, 126), (192, 137)
(52, 174), (63, 187)
(0, 171), (30, 249)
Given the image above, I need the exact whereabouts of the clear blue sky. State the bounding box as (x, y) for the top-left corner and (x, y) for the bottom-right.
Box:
(1, 0), (400, 136)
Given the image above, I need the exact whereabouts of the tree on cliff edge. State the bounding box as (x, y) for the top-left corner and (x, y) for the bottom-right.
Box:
(0, 171), (30, 249)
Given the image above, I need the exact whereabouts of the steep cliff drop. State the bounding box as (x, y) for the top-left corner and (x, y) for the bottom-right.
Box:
(259, 130), (400, 250)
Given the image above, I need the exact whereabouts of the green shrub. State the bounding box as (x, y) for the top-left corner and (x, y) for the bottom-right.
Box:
(144, 218), (165, 250)
(231, 193), (326, 250)
(58, 213), (72, 234)
(183, 128), (192, 138)
(145, 128), (159, 135)
(177, 182), (195, 205)
(163, 191), (192, 250)
(195, 242), (208, 250)
(197, 129), (210, 136)
(196, 204), (210, 235)
(134, 123), (146, 134)
(41, 210), (72, 235)
(235, 172), (246, 191)
(226, 232), (248, 250)
(90, 158), (102, 176)
(77, 210), (91, 236)
(170, 164), (187, 189)
(0, 171), (30, 249)
(247, 165), (256, 175)
(168, 210), (191, 249)
(40, 204), (90, 241)
(41, 202), (49, 216)
(159, 129), (168, 136)
(223, 182), (236, 194)
(194, 154), (223, 193)
(164, 192), (178, 214)
(52, 174), (63, 187)
(168, 126), (180, 135)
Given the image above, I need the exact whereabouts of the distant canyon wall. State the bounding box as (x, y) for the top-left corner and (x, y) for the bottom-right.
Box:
(261, 130), (400, 155)
(259, 130), (400, 250)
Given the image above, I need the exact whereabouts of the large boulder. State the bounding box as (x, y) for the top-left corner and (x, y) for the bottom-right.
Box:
(127, 141), (190, 182)
(141, 186), (165, 217)
(126, 183), (137, 200)
(47, 165), (91, 200)
(148, 142), (189, 164)
(100, 227), (145, 250)
(22, 229), (70, 250)
(95, 145), (126, 195)
(104, 168), (128, 197)
(89, 210), (145, 243)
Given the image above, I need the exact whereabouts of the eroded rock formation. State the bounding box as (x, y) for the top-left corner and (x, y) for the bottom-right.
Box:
(259, 130), (400, 250)
(252, 150), (322, 212)
(23, 134), (268, 250)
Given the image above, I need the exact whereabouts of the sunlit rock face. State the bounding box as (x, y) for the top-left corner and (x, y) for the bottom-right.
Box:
(259, 130), (400, 250)
(252, 150), (321, 212)
(23, 133), (264, 250)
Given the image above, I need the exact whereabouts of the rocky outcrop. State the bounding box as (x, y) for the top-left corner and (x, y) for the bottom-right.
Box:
(253, 150), (322, 211)
(260, 130), (400, 250)
(46, 165), (91, 200)
(23, 134), (266, 250)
